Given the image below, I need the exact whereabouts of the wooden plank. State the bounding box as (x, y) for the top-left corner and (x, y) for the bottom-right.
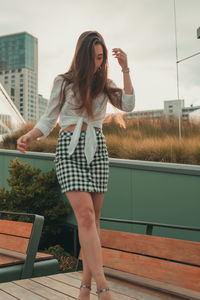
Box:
(15, 278), (72, 300)
(0, 234), (28, 253)
(0, 282), (46, 300)
(0, 249), (53, 261)
(0, 251), (53, 267)
(47, 274), (98, 300)
(0, 289), (18, 300)
(35, 252), (54, 261)
(102, 248), (200, 292)
(0, 220), (32, 238)
(104, 267), (200, 300)
(66, 271), (163, 300)
(100, 229), (200, 266)
(49, 273), (87, 289)
(48, 273), (137, 300)
(0, 253), (25, 267)
(32, 276), (79, 298)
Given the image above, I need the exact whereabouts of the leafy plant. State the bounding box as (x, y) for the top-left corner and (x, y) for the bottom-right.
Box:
(0, 158), (71, 248)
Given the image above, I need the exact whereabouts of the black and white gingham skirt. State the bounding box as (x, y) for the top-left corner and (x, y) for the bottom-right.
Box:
(54, 130), (109, 193)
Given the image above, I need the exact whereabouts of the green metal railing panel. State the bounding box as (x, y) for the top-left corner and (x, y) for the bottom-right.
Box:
(133, 169), (200, 241)
(1, 155), (12, 190)
(101, 166), (133, 232)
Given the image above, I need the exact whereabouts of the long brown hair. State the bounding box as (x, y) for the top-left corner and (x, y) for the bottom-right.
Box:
(59, 31), (123, 119)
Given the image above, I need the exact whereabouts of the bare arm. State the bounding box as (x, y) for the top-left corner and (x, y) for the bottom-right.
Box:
(122, 71), (133, 94)
(112, 48), (133, 94)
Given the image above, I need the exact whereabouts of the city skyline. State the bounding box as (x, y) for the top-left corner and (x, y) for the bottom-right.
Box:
(0, 0), (200, 114)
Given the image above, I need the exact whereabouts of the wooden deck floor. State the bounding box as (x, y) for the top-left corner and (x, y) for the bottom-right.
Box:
(0, 270), (193, 300)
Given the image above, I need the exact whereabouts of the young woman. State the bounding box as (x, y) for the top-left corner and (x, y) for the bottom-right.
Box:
(17, 31), (135, 300)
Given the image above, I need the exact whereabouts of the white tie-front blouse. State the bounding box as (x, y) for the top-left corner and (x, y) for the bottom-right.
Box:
(34, 75), (135, 165)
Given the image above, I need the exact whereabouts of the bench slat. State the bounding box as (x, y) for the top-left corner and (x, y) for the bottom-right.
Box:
(100, 229), (200, 266)
(0, 220), (32, 238)
(0, 234), (29, 253)
(102, 248), (200, 292)
(0, 252), (54, 267)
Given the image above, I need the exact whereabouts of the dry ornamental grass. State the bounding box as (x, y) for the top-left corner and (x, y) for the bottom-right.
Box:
(1, 116), (200, 165)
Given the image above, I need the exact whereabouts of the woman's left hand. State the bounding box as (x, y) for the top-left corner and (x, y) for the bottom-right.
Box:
(112, 48), (128, 69)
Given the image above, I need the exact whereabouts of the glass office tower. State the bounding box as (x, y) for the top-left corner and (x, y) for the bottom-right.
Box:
(0, 32), (38, 122)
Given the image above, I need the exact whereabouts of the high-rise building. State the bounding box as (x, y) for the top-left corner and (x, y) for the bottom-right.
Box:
(0, 32), (38, 122)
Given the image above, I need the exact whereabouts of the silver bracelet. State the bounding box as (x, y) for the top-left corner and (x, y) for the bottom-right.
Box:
(121, 66), (130, 73)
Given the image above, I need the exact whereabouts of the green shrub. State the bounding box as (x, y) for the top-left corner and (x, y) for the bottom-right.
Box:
(0, 158), (71, 249)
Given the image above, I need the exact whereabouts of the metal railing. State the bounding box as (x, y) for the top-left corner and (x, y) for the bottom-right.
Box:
(100, 217), (200, 236)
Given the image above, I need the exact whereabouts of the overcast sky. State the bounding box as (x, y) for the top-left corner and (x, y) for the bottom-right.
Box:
(1, 0), (200, 113)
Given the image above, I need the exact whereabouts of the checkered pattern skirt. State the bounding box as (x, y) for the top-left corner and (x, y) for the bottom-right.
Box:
(54, 130), (109, 193)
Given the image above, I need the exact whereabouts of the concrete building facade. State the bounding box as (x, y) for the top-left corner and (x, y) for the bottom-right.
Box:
(125, 99), (200, 121)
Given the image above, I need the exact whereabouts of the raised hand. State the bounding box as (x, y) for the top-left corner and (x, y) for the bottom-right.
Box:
(112, 48), (128, 69)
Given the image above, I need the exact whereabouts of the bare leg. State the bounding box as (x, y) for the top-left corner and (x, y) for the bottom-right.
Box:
(78, 192), (104, 300)
(66, 191), (112, 300)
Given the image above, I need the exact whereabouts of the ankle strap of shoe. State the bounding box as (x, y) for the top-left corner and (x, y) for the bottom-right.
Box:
(96, 287), (109, 295)
(80, 284), (91, 290)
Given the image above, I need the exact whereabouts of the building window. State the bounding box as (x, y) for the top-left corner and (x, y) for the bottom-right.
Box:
(5, 71), (9, 74)
(18, 69), (22, 72)
(20, 79), (23, 82)
(11, 88), (15, 96)
(20, 93), (23, 97)
(20, 84), (23, 87)
(169, 109), (173, 113)
(11, 69), (15, 73)
(20, 74), (23, 77)
(20, 88), (23, 92)
(4, 81), (8, 84)
(11, 75), (15, 78)
(4, 76), (8, 79)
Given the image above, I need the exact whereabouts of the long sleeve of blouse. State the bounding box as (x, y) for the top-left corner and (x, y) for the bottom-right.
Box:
(34, 75), (135, 164)
(34, 76), (62, 137)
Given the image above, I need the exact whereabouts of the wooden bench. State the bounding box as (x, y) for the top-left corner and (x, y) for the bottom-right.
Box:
(0, 211), (59, 283)
(76, 220), (200, 299)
